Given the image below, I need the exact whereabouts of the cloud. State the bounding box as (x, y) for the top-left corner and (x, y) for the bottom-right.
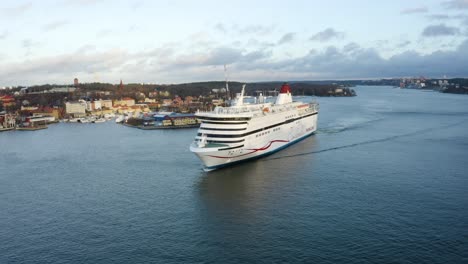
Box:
(42, 20), (70, 31)
(442, 0), (468, 9)
(274, 39), (468, 79)
(343, 42), (360, 53)
(462, 16), (468, 26)
(2, 38), (468, 86)
(277, 33), (295, 45)
(204, 47), (243, 65)
(0, 31), (8, 40)
(0, 48), (129, 85)
(130, 1), (143, 9)
(22, 39), (39, 48)
(96, 29), (113, 38)
(310, 28), (345, 42)
(64, 0), (103, 6)
(236, 25), (274, 36)
(427, 14), (451, 20)
(1, 2), (32, 17)
(397, 40), (411, 48)
(214, 23), (227, 33)
(401, 7), (428, 14)
(422, 24), (460, 37)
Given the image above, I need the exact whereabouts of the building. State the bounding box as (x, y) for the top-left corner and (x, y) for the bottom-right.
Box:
(113, 97), (135, 107)
(159, 91), (170, 97)
(93, 100), (102, 110)
(162, 99), (172, 106)
(74, 78), (79, 87)
(0, 95), (15, 108)
(33, 107), (62, 120)
(85, 100), (104, 111)
(65, 101), (86, 116)
(100, 99), (113, 109)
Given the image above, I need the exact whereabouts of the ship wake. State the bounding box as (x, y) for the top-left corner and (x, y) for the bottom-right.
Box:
(265, 120), (467, 161)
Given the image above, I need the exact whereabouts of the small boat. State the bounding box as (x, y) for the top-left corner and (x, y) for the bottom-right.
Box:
(115, 115), (125, 123)
(16, 125), (48, 131)
(77, 118), (90, 123)
(92, 118), (106, 123)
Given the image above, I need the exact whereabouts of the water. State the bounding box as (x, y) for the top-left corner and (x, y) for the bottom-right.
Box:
(1, 86), (467, 263)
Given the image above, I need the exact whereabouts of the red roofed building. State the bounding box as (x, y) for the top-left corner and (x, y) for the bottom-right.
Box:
(0, 95), (16, 107)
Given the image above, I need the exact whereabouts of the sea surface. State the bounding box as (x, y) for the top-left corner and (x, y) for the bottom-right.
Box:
(1, 86), (467, 264)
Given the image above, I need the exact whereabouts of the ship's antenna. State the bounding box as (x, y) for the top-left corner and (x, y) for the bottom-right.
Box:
(224, 64), (230, 100)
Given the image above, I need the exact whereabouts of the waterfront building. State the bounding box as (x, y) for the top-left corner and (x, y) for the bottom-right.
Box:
(100, 99), (113, 109)
(32, 107), (62, 120)
(65, 101), (86, 116)
(90, 108), (114, 116)
(85, 101), (93, 112)
(162, 99), (172, 106)
(0, 112), (16, 130)
(0, 95), (15, 108)
(113, 97), (135, 107)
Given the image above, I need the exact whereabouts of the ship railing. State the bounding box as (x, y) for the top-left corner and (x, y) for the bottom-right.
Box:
(196, 102), (319, 116)
(197, 107), (256, 115)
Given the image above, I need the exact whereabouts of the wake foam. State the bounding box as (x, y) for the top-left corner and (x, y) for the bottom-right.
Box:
(265, 120), (467, 161)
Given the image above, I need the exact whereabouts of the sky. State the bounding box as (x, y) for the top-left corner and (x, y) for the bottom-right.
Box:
(0, 0), (467, 86)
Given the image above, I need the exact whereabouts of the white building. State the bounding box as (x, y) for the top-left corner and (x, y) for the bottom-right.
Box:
(86, 101), (93, 111)
(65, 101), (86, 115)
(100, 99), (113, 109)
(93, 100), (102, 110)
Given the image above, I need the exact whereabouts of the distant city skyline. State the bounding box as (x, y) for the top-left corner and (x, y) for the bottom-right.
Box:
(0, 0), (467, 87)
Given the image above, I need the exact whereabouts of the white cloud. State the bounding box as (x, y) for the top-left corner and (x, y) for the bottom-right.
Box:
(277, 33), (295, 45)
(401, 7), (428, 14)
(443, 0), (468, 9)
(2, 37), (468, 86)
(1, 2), (32, 17)
(422, 24), (460, 37)
(236, 24), (274, 36)
(0, 31), (8, 40)
(42, 20), (70, 32)
(64, 0), (104, 6)
(310, 28), (345, 42)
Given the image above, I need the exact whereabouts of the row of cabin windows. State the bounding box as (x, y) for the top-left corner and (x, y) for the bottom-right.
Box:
(256, 126), (282, 138)
(199, 117), (251, 121)
(256, 130), (270, 137)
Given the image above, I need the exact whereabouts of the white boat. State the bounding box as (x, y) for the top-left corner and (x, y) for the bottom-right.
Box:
(92, 118), (106, 123)
(115, 115), (125, 123)
(104, 113), (115, 120)
(77, 118), (90, 123)
(190, 83), (319, 171)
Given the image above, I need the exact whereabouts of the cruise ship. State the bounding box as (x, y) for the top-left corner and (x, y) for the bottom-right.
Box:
(190, 83), (319, 171)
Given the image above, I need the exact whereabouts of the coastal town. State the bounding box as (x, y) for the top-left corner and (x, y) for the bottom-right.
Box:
(1, 76), (466, 132)
(0, 78), (356, 131)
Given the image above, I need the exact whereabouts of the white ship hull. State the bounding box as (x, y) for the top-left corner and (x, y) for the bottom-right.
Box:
(190, 113), (317, 170)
